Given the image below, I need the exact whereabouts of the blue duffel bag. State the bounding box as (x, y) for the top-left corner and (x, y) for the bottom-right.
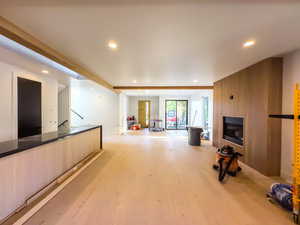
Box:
(267, 183), (293, 211)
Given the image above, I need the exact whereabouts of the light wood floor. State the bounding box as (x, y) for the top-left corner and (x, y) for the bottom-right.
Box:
(25, 131), (293, 225)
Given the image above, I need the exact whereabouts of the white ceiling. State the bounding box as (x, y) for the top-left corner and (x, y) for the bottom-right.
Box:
(0, 36), (73, 87)
(1, 0), (300, 86)
(0, 35), (84, 80)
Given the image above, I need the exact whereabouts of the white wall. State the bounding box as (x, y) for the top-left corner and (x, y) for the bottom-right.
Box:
(0, 65), (14, 141)
(127, 96), (160, 121)
(119, 93), (128, 133)
(0, 61), (58, 142)
(281, 50), (300, 182)
(70, 80), (119, 137)
(58, 86), (70, 129)
(190, 96), (209, 127)
(190, 93), (213, 139)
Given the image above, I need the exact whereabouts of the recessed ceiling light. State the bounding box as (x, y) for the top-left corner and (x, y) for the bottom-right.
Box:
(42, 70), (49, 74)
(108, 40), (118, 50)
(133, 80), (137, 83)
(193, 80), (198, 83)
(243, 40), (255, 48)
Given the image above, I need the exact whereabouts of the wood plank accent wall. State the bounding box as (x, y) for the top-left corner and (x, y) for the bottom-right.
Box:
(213, 58), (283, 176)
(0, 128), (100, 221)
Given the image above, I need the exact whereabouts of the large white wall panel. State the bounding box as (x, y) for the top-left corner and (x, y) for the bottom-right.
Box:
(70, 80), (119, 137)
(119, 93), (128, 133)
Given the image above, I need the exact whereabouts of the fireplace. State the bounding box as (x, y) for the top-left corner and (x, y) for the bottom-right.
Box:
(223, 117), (244, 146)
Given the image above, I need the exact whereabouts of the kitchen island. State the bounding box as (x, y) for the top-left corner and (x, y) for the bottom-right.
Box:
(0, 125), (102, 222)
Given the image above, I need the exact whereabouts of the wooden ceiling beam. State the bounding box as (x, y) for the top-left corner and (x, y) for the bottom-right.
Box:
(113, 86), (214, 90)
(0, 16), (116, 92)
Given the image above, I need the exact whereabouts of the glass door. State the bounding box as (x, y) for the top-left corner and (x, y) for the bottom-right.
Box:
(166, 100), (177, 129)
(165, 100), (188, 130)
(176, 100), (188, 129)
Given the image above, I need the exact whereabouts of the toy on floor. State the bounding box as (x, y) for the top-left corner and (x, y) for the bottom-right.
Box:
(212, 145), (243, 182)
(267, 183), (293, 211)
(131, 124), (141, 130)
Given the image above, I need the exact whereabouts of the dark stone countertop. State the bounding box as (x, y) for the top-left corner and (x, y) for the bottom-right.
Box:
(0, 125), (101, 159)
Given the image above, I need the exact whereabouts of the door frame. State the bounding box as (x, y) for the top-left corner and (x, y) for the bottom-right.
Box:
(165, 100), (188, 130)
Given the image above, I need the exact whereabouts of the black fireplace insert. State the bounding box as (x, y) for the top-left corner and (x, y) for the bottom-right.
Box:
(223, 117), (244, 146)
